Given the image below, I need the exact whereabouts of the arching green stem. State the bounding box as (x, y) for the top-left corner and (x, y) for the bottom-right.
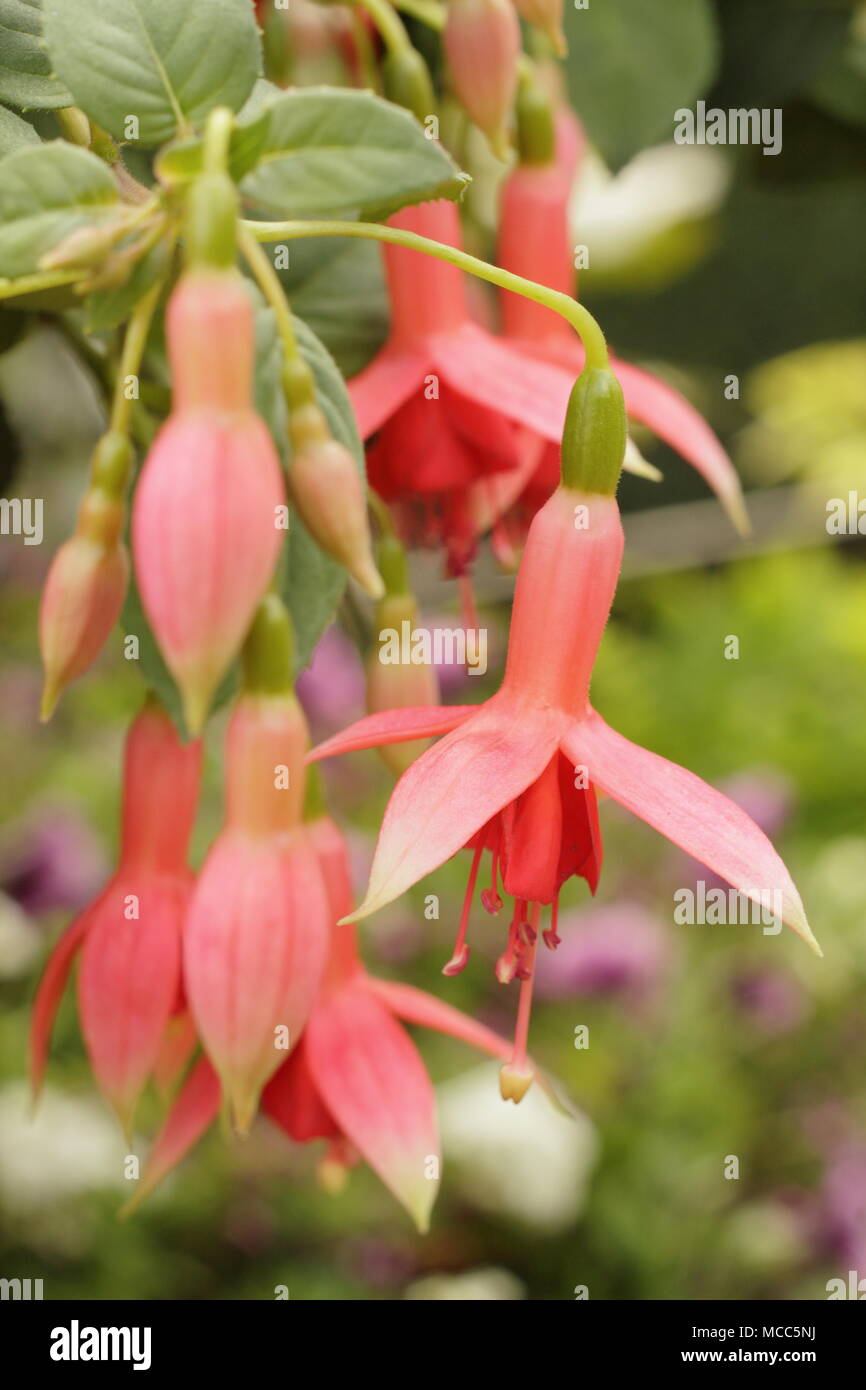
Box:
(242, 217), (610, 369)
(238, 224), (299, 359)
(110, 279), (164, 437)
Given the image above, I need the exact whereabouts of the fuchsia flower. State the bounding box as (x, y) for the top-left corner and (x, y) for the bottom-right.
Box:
(310, 400), (819, 1094)
(29, 702), (202, 1130)
(477, 114), (749, 557)
(350, 199), (602, 577)
(127, 811), (527, 1230)
(183, 602), (330, 1134)
(132, 272), (285, 734)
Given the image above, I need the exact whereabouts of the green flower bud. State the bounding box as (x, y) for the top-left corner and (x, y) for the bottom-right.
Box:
(382, 48), (436, 124)
(560, 367), (627, 496)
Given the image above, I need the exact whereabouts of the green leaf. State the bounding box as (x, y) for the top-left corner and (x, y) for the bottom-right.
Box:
(42, 0), (261, 146)
(285, 237), (388, 378)
(0, 140), (117, 277)
(0, 101), (40, 154)
(241, 86), (468, 219)
(564, 0), (719, 170)
(0, 0), (71, 109)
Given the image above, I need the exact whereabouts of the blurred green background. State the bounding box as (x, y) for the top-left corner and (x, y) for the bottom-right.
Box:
(1, 0), (866, 1300)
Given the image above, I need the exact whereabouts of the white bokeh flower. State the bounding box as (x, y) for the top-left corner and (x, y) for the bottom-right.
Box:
(0, 894), (40, 980)
(0, 1083), (124, 1213)
(405, 1266), (526, 1300)
(438, 1063), (598, 1233)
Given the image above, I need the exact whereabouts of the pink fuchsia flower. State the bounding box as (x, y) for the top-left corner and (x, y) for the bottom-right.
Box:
(29, 701), (202, 1130)
(132, 271), (285, 734)
(183, 599), (330, 1135)
(127, 812), (531, 1231)
(481, 116), (748, 554)
(349, 199), (598, 578)
(676, 769), (795, 892)
(310, 404), (818, 1094)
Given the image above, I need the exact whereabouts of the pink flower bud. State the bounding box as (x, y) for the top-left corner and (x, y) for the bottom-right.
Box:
(289, 437), (383, 598)
(443, 0), (520, 158)
(183, 693), (329, 1132)
(366, 593), (440, 777)
(39, 496), (128, 720)
(132, 273), (285, 734)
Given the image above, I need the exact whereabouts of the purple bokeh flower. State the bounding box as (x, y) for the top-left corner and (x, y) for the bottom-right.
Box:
(534, 901), (671, 1002)
(1, 810), (107, 917)
(729, 968), (808, 1037)
(818, 1142), (866, 1272)
(297, 626), (365, 737)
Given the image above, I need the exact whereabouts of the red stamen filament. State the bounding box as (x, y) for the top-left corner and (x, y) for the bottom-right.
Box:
(511, 903), (540, 1073)
(443, 839), (484, 976)
(543, 894), (561, 950)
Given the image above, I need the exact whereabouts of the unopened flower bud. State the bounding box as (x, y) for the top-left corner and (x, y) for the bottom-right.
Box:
(39, 517), (128, 721)
(132, 273), (285, 734)
(382, 47), (436, 123)
(288, 437), (384, 599)
(39, 432), (134, 719)
(366, 580), (440, 777)
(561, 367), (627, 496)
(443, 0), (520, 159)
(512, 0), (566, 56)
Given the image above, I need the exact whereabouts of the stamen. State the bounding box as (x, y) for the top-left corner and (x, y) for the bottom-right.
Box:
(317, 1139), (354, 1194)
(481, 842), (503, 914)
(458, 572), (479, 635)
(543, 894), (561, 950)
(500, 903), (540, 1104)
(442, 840), (483, 976)
(495, 899), (527, 984)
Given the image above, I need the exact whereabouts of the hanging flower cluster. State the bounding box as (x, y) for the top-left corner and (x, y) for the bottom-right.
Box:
(8, 0), (818, 1230)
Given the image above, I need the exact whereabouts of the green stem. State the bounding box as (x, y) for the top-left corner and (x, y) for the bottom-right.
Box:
(109, 280), (163, 437)
(0, 269), (85, 301)
(238, 224), (299, 358)
(203, 107), (235, 176)
(368, 488), (396, 537)
(243, 217), (610, 369)
(355, 0), (412, 53)
(349, 10), (382, 90)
